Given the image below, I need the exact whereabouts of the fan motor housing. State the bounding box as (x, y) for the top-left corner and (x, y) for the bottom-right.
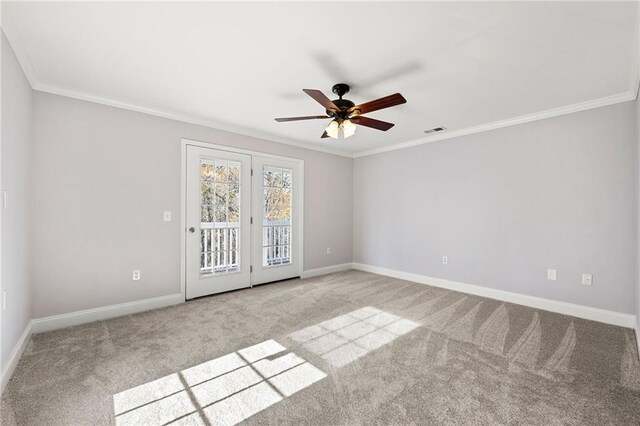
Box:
(327, 83), (355, 117)
(327, 98), (356, 117)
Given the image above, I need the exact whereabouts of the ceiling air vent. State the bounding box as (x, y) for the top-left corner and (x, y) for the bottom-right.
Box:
(424, 126), (446, 134)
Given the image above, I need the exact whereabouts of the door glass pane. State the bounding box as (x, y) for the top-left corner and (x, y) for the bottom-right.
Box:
(200, 159), (241, 276)
(262, 166), (292, 267)
(215, 160), (228, 182)
(228, 184), (240, 223)
(229, 162), (240, 184)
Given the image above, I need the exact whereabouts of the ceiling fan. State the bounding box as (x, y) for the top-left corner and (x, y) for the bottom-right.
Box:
(275, 83), (407, 139)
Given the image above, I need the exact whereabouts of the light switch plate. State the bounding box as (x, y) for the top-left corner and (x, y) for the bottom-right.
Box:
(163, 211), (172, 222)
(581, 273), (592, 286)
(547, 269), (557, 281)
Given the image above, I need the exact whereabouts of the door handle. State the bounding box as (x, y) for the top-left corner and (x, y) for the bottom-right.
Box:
(188, 227), (195, 233)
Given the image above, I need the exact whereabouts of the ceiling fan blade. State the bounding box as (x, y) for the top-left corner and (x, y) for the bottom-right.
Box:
(275, 115), (330, 122)
(321, 130), (330, 139)
(349, 93), (406, 115)
(303, 89), (342, 112)
(351, 116), (395, 131)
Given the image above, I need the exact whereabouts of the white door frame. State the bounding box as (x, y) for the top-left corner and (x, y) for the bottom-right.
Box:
(180, 137), (304, 301)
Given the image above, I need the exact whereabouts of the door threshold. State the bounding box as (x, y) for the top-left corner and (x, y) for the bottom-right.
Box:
(186, 276), (301, 301)
(186, 285), (251, 301)
(252, 275), (301, 288)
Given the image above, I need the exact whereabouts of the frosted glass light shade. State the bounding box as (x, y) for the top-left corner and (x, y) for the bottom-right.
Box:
(342, 119), (356, 138)
(325, 120), (339, 139)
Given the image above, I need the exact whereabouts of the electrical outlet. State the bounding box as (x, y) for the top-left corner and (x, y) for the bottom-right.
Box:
(581, 273), (592, 286)
(163, 211), (172, 222)
(326, 247), (332, 255)
(547, 269), (557, 281)
(442, 256), (448, 265)
(132, 270), (141, 281)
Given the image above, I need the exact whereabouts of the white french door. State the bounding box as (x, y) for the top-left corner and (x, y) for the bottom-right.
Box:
(251, 156), (302, 286)
(185, 144), (302, 299)
(186, 146), (252, 299)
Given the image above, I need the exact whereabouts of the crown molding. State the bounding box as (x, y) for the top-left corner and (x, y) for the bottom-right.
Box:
(1, 3), (352, 159)
(353, 91), (637, 158)
(1, 4), (38, 89)
(32, 85), (638, 161)
(33, 83), (353, 158)
(629, 0), (640, 101)
(4, 1), (640, 160)
(353, 2), (638, 158)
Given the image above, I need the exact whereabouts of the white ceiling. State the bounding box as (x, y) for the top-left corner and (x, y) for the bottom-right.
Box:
(4, 1), (639, 157)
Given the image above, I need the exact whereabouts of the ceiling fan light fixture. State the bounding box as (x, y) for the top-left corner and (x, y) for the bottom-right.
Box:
(342, 119), (356, 138)
(325, 120), (340, 139)
(275, 84), (406, 140)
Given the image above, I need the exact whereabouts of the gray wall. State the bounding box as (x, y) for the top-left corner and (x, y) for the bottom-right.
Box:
(354, 102), (638, 314)
(1, 32), (33, 369)
(30, 93), (640, 319)
(31, 92), (353, 318)
(636, 91), (640, 330)
(11, 40), (640, 328)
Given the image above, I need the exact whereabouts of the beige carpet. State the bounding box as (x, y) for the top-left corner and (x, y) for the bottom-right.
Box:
(2, 270), (640, 425)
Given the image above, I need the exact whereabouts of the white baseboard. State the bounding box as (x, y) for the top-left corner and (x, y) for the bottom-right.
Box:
(31, 293), (184, 334)
(301, 263), (353, 279)
(2, 266), (637, 395)
(1, 320), (33, 394)
(352, 263), (636, 328)
(636, 319), (640, 359)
